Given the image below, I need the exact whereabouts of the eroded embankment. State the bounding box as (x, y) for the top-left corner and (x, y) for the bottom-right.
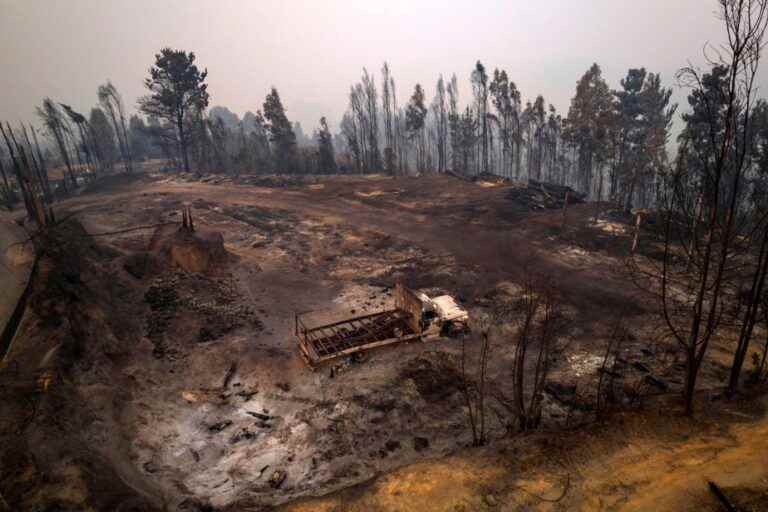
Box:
(0, 220), (163, 511)
(0, 219), (34, 360)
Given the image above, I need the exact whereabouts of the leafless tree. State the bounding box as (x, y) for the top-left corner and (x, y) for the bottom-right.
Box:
(30, 126), (51, 201)
(0, 123), (51, 227)
(510, 274), (564, 431)
(432, 75), (448, 173)
(18, 124), (51, 204)
(458, 313), (493, 446)
(382, 62), (396, 174)
(488, 269), (567, 432)
(596, 316), (628, 416)
(634, 0), (768, 415)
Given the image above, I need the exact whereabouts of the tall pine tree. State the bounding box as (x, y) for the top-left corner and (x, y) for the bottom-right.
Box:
(263, 87), (297, 174)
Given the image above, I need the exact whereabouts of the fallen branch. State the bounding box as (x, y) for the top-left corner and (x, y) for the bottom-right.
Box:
(708, 481), (737, 512)
(222, 362), (237, 389)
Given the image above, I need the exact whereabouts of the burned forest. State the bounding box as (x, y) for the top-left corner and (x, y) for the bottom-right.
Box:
(1, 1), (768, 511)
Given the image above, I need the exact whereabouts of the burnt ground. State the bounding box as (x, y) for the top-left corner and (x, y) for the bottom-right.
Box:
(0, 170), (764, 511)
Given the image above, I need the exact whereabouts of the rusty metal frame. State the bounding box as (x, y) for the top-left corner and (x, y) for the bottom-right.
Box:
(296, 283), (423, 367)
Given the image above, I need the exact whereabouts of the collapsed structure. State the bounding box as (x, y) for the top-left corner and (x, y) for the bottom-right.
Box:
(295, 283), (468, 367)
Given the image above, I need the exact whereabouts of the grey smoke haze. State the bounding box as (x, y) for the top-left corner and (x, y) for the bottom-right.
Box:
(0, 0), (742, 134)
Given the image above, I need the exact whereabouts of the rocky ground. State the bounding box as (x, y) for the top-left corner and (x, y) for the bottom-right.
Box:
(0, 170), (764, 511)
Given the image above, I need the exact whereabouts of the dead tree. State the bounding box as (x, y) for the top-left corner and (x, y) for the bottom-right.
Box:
(492, 269), (566, 432)
(21, 124), (51, 203)
(381, 62), (395, 174)
(633, 0), (768, 415)
(30, 127), (52, 200)
(727, 218), (768, 394)
(596, 315), (628, 416)
(0, 123), (51, 227)
(458, 314), (493, 446)
(511, 275), (563, 431)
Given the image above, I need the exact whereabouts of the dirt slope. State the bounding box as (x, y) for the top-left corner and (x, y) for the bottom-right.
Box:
(284, 395), (768, 512)
(0, 217), (33, 345)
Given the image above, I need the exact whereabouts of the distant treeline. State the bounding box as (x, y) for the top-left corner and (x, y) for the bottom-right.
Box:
(1, 36), (766, 215)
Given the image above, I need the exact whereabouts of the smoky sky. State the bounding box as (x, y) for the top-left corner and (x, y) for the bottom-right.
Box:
(0, 0), (745, 136)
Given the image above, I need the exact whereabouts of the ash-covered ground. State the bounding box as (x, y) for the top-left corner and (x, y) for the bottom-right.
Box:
(0, 171), (748, 511)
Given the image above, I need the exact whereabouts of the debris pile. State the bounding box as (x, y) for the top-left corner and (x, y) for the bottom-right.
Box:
(172, 172), (233, 185)
(506, 179), (585, 210)
(236, 174), (309, 188)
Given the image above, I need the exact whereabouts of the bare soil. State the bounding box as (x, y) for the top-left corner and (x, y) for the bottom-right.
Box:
(0, 170), (764, 511)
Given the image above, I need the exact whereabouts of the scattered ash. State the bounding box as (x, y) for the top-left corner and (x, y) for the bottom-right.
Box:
(505, 179), (584, 211)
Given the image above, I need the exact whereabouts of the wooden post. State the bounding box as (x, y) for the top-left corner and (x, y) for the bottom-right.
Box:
(631, 213), (643, 254)
(561, 191), (570, 232)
